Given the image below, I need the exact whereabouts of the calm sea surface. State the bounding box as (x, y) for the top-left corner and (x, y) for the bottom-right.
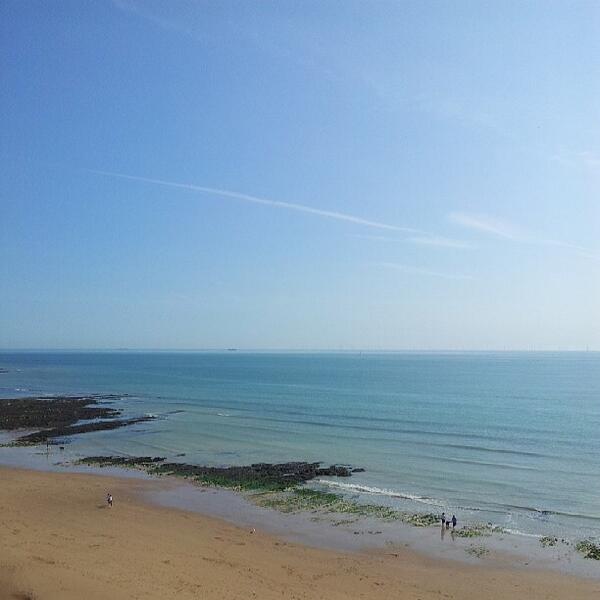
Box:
(1, 351), (599, 540)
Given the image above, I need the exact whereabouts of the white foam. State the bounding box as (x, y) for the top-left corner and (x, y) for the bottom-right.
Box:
(502, 528), (542, 539)
(315, 479), (443, 507)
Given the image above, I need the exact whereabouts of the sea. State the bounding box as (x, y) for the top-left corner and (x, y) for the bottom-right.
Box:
(1, 351), (599, 542)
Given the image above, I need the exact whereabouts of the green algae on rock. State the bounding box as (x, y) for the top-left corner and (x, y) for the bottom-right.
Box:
(78, 456), (355, 492)
(575, 540), (600, 560)
(540, 536), (558, 548)
(465, 545), (489, 559)
(252, 488), (438, 526)
(454, 523), (505, 538)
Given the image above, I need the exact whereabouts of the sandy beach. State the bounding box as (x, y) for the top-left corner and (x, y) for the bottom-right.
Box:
(1, 466), (598, 600)
(3, 0), (598, 597)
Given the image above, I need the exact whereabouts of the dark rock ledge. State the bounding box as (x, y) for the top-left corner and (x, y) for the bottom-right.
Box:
(0, 395), (153, 446)
(78, 456), (361, 491)
(0, 395), (363, 491)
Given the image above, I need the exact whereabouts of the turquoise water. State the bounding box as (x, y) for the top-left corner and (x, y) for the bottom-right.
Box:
(1, 351), (599, 540)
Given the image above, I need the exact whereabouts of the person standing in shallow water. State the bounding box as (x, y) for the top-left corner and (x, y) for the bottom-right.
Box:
(441, 512), (446, 527)
(452, 515), (457, 529)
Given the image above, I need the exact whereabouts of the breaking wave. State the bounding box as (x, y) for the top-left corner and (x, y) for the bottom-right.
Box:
(315, 479), (443, 507)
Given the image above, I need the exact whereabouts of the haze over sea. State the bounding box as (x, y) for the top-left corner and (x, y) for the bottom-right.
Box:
(1, 350), (599, 541)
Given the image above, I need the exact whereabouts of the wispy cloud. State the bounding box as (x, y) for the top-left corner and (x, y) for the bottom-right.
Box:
(450, 211), (600, 263)
(89, 170), (423, 234)
(550, 150), (600, 170)
(449, 212), (524, 240)
(543, 240), (600, 263)
(352, 233), (473, 249)
(352, 234), (399, 243)
(378, 262), (472, 280)
(406, 235), (474, 249)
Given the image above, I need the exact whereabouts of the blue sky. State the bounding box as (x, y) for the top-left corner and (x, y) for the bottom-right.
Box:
(1, 0), (599, 350)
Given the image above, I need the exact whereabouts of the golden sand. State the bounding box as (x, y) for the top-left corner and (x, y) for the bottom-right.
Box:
(1, 467), (598, 599)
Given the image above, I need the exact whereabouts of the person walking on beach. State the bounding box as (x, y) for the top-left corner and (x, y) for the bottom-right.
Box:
(107, 492), (113, 508)
(440, 512), (446, 527)
(451, 515), (457, 529)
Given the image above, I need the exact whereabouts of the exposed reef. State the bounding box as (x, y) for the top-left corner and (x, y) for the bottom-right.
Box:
(576, 540), (600, 560)
(254, 488), (439, 526)
(0, 395), (153, 446)
(454, 523), (506, 538)
(78, 456), (355, 491)
(77, 457), (444, 527)
(540, 536), (559, 547)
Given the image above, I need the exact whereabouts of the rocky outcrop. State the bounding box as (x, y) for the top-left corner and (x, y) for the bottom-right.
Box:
(0, 395), (153, 446)
(0, 395), (121, 430)
(79, 456), (358, 491)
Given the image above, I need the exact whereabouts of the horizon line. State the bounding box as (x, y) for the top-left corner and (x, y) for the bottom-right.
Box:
(0, 348), (597, 353)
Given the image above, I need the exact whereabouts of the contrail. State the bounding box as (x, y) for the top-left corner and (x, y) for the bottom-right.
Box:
(89, 169), (424, 235)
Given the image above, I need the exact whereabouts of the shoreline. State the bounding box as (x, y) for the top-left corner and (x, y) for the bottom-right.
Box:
(1, 452), (600, 582)
(1, 393), (600, 582)
(1, 363), (599, 549)
(1, 392), (597, 545)
(2, 465), (600, 600)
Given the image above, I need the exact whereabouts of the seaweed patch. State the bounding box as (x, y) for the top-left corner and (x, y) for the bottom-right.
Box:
(253, 488), (438, 526)
(576, 540), (600, 560)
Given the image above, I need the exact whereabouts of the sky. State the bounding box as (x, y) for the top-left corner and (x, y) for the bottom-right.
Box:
(1, 0), (599, 350)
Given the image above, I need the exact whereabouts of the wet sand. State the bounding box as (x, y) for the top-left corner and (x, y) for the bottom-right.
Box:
(1, 466), (599, 600)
